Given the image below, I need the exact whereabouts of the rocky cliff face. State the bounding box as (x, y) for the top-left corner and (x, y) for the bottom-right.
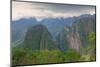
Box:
(56, 14), (95, 52)
(56, 26), (82, 52)
(67, 31), (82, 52)
(72, 14), (96, 47)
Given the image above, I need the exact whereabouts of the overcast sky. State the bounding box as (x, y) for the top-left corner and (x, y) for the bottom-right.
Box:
(12, 1), (95, 21)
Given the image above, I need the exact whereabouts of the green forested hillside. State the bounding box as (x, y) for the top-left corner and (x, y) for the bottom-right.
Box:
(12, 15), (96, 66)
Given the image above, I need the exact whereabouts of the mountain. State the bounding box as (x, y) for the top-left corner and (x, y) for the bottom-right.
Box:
(12, 14), (96, 65)
(11, 17), (76, 46)
(11, 18), (38, 45)
(22, 24), (58, 50)
(11, 14), (96, 51)
(56, 14), (96, 52)
(72, 14), (96, 47)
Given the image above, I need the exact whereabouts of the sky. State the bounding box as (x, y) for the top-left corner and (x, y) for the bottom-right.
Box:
(12, 1), (95, 21)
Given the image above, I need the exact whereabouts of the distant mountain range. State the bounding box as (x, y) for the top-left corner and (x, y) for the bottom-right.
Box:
(11, 14), (96, 52)
(11, 16), (76, 45)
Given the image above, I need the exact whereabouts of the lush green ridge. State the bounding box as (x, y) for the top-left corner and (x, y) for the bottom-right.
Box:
(12, 31), (96, 66)
(13, 46), (95, 66)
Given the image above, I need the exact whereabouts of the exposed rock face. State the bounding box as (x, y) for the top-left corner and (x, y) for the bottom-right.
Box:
(57, 26), (82, 52)
(56, 15), (95, 52)
(67, 32), (82, 52)
(72, 15), (96, 47)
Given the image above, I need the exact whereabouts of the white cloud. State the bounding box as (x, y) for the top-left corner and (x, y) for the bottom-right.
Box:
(12, 1), (95, 21)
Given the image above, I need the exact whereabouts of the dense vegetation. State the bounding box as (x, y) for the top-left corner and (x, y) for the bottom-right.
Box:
(12, 48), (81, 65)
(12, 32), (96, 66)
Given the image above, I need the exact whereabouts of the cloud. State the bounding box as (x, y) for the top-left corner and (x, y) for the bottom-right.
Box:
(12, 1), (95, 21)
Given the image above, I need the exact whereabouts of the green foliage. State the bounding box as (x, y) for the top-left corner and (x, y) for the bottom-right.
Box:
(12, 48), (37, 65)
(12, 48), (81, 66)
(80, 32), (96, 61)
(64, 49), (81, 62)
(13, 47), (95, 66)
(87, 32), (96, 44)
(80, 54), (96, 61)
